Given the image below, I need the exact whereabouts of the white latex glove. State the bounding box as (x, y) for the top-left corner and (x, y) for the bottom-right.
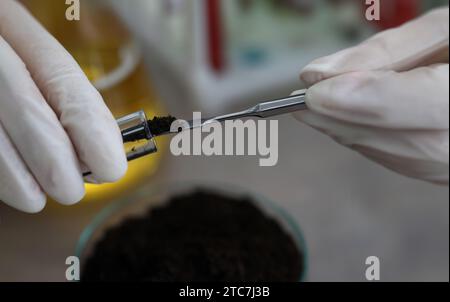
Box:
(0, 0), (127, 213)
(294, 8), (449, 185)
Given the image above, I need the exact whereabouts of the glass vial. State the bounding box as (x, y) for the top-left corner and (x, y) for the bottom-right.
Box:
(118, 111), (158, 161)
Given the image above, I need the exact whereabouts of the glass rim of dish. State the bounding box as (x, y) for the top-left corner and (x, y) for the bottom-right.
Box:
(75, 181), (309, 282)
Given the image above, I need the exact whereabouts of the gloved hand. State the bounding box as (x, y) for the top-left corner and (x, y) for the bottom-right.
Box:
(294, 8), (449, 185)
(0, 0), (127, 213)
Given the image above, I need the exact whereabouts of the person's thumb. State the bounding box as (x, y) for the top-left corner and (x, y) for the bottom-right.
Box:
(300, 7), (449, 87)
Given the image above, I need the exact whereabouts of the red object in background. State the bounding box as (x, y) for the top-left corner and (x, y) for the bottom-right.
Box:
(206, 0), (225, 74)
(373, 0), (420, 30)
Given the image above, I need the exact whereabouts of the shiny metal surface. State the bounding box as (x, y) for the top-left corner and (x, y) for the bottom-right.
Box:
(170, 90), (307, 133)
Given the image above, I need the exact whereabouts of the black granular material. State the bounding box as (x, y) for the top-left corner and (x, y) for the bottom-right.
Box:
(81, 190), (304, 282)
(148, 116), (177, 136)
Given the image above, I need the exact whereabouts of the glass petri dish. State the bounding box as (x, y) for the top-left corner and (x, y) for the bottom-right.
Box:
(75, 182), (308, 282)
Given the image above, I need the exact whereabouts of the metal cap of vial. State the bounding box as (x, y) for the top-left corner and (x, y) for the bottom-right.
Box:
(117, 110), (158, 161)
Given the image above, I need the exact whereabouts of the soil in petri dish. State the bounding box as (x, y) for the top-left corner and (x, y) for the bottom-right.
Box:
(81, 190), (304, 282)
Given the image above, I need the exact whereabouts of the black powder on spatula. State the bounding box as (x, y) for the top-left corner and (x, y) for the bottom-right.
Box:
(81, 190), (304, 282)
(148, 116), (177, 136)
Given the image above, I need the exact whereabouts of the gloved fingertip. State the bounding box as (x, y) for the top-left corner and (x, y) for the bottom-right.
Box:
(89, 158), (128, 184)
(44, 163), (86, 206)
(71, 105), (128, 184)
(15, 194), (47, 214)
(84, 129), (128, 183)
(25, 202), (46, 214)
(52, 184), (86, 206)
(108, 158), (128, 183)
(300, 68), (324, 87)
(301, 84), (326, 114)
(300, 58), (335, 87)
(301, 71), (369, 118)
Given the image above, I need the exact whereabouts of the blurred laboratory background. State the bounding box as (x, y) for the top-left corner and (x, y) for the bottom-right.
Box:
(0, 0), (448, 281)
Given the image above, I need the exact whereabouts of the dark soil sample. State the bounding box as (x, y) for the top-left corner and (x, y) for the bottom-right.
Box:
(148, 116), (177, 136)
(81, 190), (304, 282)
